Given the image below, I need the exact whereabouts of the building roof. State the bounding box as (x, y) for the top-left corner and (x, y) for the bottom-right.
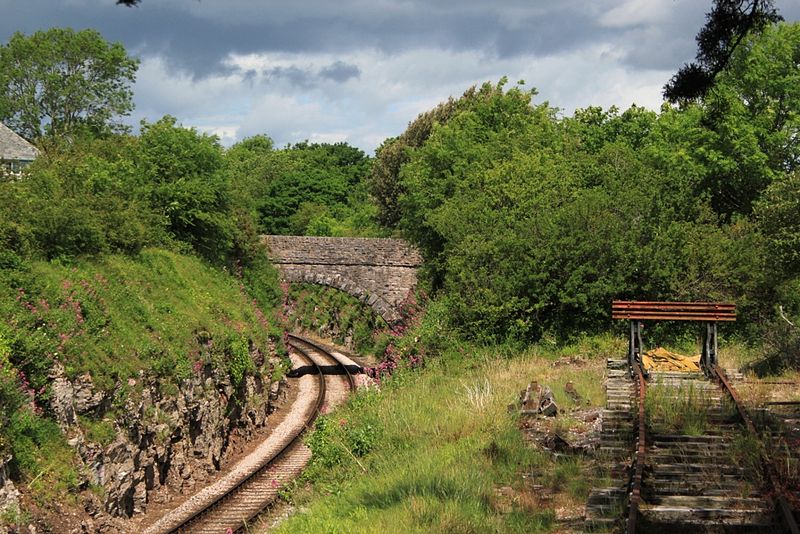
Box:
(0, 121), (39, 161)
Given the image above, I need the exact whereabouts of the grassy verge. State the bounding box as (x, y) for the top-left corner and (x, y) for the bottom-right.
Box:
(268, 335), (622, 534)
(0, 248), (283, 513)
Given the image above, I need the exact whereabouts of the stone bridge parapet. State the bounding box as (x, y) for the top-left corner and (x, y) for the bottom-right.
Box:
(262, 236), (423, 324)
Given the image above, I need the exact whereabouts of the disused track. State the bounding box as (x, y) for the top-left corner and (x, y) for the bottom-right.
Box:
(587, 363), (799, 532)
(713, 367), (799, 533)
(143, 335), (358, 534)
(625, 361), (646, 533)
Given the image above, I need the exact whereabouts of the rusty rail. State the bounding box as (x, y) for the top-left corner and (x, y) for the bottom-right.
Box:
(713, 365), (799, 534)
(626, 361), (647, 534)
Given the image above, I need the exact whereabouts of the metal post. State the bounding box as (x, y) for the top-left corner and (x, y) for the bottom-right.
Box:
(701, 321), (717, 376)
(629, 320), (642, 379)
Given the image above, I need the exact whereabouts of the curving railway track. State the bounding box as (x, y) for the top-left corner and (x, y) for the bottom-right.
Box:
(587, 361), (800, 533)
(142, 334), (359, 534)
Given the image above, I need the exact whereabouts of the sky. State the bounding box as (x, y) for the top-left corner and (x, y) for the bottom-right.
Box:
(1, 0), (799, 153)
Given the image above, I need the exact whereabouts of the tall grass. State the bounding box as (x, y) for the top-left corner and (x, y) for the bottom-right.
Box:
(270, 335), (619, 533)
(644, 380), (710, 436)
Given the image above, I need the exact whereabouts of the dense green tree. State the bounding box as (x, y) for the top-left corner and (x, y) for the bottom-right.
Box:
(563, 105), (658, 154)
(697, 22), (800, 215)
(396, 80), (769, 341)
(369, 82), (515, 228)
(0, 28), (138, 141)
(256, 142), (376, 236)
(664, 0), (782, 102)
(755, 170), (800, 278)
(225, 135), (275, 212)
(137, 116), (234, 263)
(0, 134), (165, 260)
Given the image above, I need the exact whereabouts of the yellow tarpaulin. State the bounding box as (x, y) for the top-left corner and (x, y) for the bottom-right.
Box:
(641, 347), (701, 372)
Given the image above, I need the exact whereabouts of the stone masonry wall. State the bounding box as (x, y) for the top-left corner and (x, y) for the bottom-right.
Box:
(262, 236), (423, 324)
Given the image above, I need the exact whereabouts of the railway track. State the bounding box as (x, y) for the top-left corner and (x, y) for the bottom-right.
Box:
(751, 395), (800, 524)
(142, 334), (359, 534)
(587, 361), (800, 532)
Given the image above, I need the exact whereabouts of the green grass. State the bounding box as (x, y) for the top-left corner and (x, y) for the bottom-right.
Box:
(644, 380), (710, 436)
(1, 248), (281, 391)
(271, 335), (619, 534)
(79, 415), (117, 447)
(0, 247), (284, 508)
(6, 408), (80, 504)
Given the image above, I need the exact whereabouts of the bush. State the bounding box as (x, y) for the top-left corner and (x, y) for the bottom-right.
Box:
(138, 116), (235, 264)
(226, 334), (254, 387)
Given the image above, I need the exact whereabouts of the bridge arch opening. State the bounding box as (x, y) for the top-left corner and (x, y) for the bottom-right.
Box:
(284, 271), (401, 325)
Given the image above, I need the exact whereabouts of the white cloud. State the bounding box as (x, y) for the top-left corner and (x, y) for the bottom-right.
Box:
(130, 39), (673, 152)
(598, 0), (672, 28)
(133, 56), (246, 123)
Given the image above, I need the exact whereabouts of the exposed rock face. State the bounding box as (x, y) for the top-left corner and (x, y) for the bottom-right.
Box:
(50, 348), (283, 519)
(0, 455), (20, 516)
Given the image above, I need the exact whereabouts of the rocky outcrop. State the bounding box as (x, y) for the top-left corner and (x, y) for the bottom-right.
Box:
(50, 347), (284, 519)
(51, 365), (109, 429)
(0, 455), (20, 517)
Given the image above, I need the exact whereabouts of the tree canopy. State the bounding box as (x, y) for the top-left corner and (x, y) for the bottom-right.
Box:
(384, 18), (800, 342)
(664, 0), (782, 103)
(0, 28), (139, 141)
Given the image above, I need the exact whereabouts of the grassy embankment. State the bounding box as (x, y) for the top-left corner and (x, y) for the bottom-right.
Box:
(266, 315), (793, 534)
(268, 335), (627, 534)
(0, 248), (282, 513)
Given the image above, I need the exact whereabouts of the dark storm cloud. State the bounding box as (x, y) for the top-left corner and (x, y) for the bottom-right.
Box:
(2, 0), (798, 81)
(0, 0), (616, 79)
(319, 61), (361, 83)
(256, 63), (361, 88)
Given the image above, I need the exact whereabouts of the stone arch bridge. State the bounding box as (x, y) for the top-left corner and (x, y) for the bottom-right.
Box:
(262, 236), (423, 324)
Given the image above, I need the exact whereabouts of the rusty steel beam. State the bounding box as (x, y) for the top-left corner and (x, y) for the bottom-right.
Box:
(613, 300), (736, 309)
(612, 301), (736, 322)
(713, 366), (799, 534)
(627, 361), (647, 534)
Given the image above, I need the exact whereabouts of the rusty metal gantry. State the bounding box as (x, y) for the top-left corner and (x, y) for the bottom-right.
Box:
(612, 301), (737, 377)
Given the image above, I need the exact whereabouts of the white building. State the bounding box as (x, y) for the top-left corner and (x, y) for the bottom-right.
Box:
(0, 121), (38, 176)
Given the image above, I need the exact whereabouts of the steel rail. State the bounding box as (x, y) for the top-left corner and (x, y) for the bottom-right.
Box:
(626, 361), (647, 534)
(713, 365), (799, 534)
(168, 342), (328, 533)
(287, 333), (357, 392)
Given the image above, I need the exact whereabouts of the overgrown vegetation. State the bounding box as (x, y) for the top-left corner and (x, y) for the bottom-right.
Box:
(2, 9), (800, 529)
(286, 284), (389, 356)
(645, 381), (714, 436)
(273, 334), (617, 534)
